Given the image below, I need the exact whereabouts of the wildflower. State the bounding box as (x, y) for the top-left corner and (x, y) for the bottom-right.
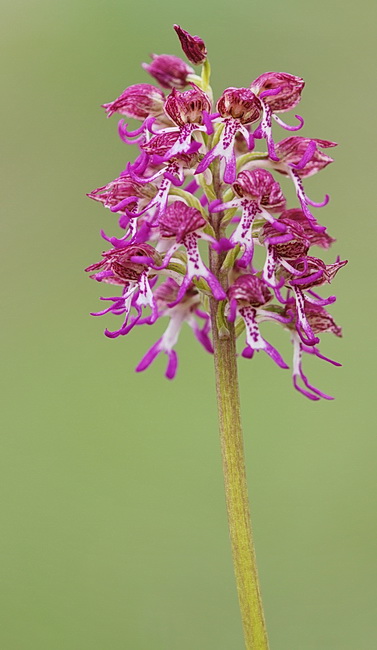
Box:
(87, 174), (155, 215)
(85, 244), (161, 336)
(196, 88), (261, 183)
(102, 83), (165, 119)
(273, 137), (337, 231)
(210, 169), (286, 267)
(86, 25), (346, 399)
(283, 300), (342, 400)
(259, 216), (310, 287)
(142, 86), (211, 162)
(157, 201), (226, 304)
(278, 209), (336, 248)
(276, 256), (347, 345)
(228, 275), (289, 368)
(136, 279), (213, 378)
(250, 72), (305, 160)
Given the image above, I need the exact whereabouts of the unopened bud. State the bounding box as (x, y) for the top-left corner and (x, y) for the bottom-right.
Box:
(173, 24), (207, 65)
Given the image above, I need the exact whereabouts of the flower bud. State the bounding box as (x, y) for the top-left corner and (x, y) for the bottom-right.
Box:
(233, 169), (286, 212)
(164, 86), (211, 127)
(102, 83), (165, 119)
(142, 54), (194, 89)
(173, 24), (207, 64)
(217, 88), (261, 124)
(250, 72), (305, 112)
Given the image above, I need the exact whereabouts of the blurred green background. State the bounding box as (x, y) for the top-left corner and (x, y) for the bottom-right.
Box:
(1, 0), (376, 648)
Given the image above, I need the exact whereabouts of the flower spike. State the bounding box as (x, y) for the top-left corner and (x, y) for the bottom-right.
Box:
(86, 26), (346, 398)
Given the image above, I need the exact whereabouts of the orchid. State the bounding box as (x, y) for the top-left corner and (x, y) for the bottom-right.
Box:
(85, 26), (346, 650)
(250, 72), (305, 161)
(86, 25), (346, 402)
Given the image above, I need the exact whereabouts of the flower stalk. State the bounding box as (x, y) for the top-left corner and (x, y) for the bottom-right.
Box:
(210, 307), (269, 650)
(209, 166), (269, 650)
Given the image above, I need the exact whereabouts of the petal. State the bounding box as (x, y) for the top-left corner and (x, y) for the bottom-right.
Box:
(230, 201), (259, 267)
(292, 286), (320, 345)
(165, 350), (178, 379)
(239, 305), (289, 368)
(272, 113), (304, 131)
(136, 339), (162, 372)
(258, 101), (279, 161)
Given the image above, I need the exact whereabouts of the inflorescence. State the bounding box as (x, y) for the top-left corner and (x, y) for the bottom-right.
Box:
(86, 25), (347, 400)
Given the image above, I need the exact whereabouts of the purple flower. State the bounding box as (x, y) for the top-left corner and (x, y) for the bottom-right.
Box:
(102, 83), (165, 119)
(157, 201), (226, 304)
(273, 137), (337, 231)
(142, 54), (194, 89)
(283, 300), (342, 400)
(87, 26), (346, 399)
(217, 88), (262, 124)
(233, 169), (286, 212)
(210, 169), (286, 267)
(87, 175), (155, 209)
(227, 275), (289, 368)
(87, 173), (159, 236)
(250, 72), (305, 112)
(277, 256), (347, 345)
(136, 279), (213, 379)
(278, 209), (336, 249)
(259, 217), (310, 287)
(274, 137), (337, 177)
(242, 137), (337, 232)
(173, 24), (207, 64)
(85, 243), (163, 336)
(164, 86), (211, 127)
(119, 148), (202, 226)
(250, 72), (305, 161)
(140, 86), (212, 161)
(85, 243), (160, 284)
(196, 88), (261, 183)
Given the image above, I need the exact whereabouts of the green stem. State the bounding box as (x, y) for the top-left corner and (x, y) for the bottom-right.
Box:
(209, 167), (269, 650)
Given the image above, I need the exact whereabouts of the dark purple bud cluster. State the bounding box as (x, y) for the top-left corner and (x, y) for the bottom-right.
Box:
(86, 25), (347, 400)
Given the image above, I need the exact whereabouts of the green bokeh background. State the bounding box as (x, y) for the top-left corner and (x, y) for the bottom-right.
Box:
(1, 1), (376, 648)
